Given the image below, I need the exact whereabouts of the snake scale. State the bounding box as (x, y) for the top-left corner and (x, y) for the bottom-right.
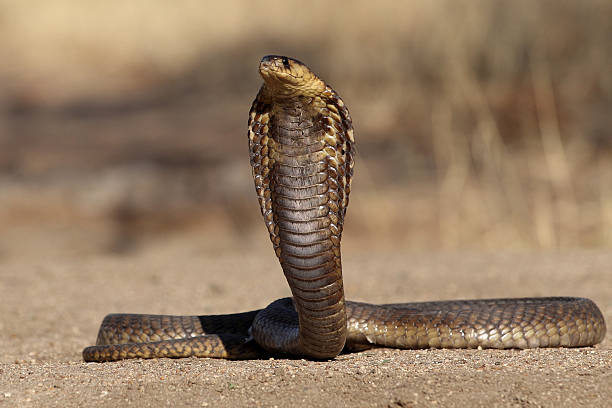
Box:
(83, 56), (606, 362)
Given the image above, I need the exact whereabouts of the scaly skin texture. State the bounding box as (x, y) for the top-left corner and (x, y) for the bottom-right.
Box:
(247, 55), (354, 358)
(82, 56), (606, 362)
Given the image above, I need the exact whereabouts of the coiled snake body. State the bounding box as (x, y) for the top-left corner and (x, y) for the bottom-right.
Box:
(83, 56), (606, 362)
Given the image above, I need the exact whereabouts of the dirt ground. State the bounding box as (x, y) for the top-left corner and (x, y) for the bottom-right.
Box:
(0, 243), (610, 407)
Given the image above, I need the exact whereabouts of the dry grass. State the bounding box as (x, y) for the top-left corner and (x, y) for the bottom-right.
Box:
(0, 0), (611, 254)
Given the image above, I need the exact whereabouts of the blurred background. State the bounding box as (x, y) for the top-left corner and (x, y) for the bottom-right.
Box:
(0, 0), (611, 258)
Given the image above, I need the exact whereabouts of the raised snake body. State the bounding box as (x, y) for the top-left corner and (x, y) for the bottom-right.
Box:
(83, 56), (606, 362)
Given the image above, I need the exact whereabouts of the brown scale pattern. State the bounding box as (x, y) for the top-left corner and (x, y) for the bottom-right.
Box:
(82, 56), (605, 362)
(247, 72), (354, 357)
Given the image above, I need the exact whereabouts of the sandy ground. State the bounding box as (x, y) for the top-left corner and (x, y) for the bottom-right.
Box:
(1, 243), (610, 407)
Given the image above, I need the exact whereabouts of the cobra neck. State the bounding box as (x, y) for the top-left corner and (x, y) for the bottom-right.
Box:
(271, 103), (347, 358)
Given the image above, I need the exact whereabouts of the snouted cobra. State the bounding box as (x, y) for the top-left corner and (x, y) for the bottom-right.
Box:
(82, 55), (606, 362)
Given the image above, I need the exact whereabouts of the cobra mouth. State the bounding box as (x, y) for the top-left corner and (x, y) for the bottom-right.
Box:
(259, 55), (308, 82)
(258, 55), (326, 98)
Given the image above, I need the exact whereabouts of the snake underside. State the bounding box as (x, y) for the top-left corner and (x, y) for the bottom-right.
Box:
(83, 56), (606, 362)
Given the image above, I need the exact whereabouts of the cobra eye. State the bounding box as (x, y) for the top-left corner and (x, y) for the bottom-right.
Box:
(281, 57), (290, 69)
